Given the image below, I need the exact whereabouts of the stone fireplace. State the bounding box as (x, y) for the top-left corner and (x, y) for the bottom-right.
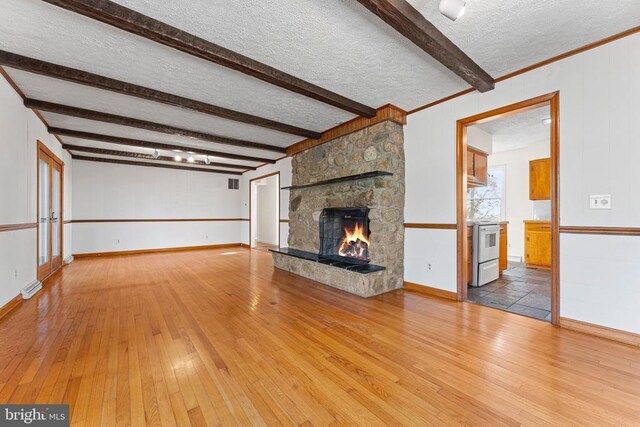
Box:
(271, 119), (405, 297)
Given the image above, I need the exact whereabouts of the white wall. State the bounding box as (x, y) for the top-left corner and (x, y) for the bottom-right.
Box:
(0, 74), (72, 308)
(241, 158), (291, 247)
(72, 160), (242, 254)
(404, 32), (640, 334)
(467, 126), (493, 154)
(488, 139), (550, 259)
(255, 175), (279, 246)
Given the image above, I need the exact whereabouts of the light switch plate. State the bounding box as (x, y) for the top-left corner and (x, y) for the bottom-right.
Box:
(589, 195), (611, 209)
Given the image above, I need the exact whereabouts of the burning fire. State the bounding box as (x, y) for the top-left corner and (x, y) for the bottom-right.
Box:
(338, 222), (370, 261)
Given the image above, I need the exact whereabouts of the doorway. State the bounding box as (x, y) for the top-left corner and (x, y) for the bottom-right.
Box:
(249, 172), (280, 251)
(456, 92), (559, 324)
(37, 141), (64, 281)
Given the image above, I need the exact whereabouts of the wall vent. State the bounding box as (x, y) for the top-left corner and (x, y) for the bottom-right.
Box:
(21, 280), (42, 299)
(228, 178), (239, 190)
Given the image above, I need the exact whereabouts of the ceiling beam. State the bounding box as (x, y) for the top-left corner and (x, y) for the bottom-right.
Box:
(62, 144), (255, 170)
(72, 155), (242, 175)
(41, 0), (377, 118)
(0, 50), (321, 139)
(25, 99), (286, 153)
(356, 0), (494, 92)
(50, 128), (275, 164)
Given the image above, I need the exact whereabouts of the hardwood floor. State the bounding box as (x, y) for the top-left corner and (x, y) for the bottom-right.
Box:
(1, 248), (639, 426)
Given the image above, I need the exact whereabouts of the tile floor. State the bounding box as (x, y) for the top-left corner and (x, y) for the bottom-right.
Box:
(467, 262), (552, 321)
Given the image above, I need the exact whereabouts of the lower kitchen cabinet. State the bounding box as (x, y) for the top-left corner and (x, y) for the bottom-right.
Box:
(524, 221), (551, 268)
(499, 222), (508, 274)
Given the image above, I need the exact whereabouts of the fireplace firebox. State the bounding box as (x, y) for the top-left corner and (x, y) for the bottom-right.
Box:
(319, 208), (370, 264)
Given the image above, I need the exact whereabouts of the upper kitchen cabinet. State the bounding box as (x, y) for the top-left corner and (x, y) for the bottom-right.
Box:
(529, 158), (551, 200)
(467, 147), (488, 187)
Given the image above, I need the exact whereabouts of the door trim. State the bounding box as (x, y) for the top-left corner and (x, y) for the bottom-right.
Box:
(456, 92), (560, 325)
(249, 171), (280, 249)
(36, 140), (64, 282)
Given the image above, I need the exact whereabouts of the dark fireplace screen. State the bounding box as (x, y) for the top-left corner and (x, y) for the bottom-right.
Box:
(319, 208), (371, 264)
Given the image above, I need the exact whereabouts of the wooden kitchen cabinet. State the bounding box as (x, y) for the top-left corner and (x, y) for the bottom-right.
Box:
(529, 158), (551, 200)
(499, 222), (508, 274)
(467, 147), (488, 187)
(524, 221), (551, 268)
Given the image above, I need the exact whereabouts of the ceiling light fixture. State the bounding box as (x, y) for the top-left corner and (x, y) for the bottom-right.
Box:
(542, 117), (552, 125)
(187, 156), (195, 163)
(439, 0), (466, 21)
(174, 155), (182, 161)
(152, 149), (159, 159)
(204, 156), (211, 165)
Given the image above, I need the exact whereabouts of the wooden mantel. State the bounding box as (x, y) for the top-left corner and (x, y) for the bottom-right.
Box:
(286, 104), (407, 156)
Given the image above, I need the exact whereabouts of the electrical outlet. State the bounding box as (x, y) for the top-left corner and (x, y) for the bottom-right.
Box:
(116, 239), (120, 244)
(590, 195), (611, 209)
(427, 263), (432, 271)
(205, 235), (209, 239)
(14, 269), (18, 280)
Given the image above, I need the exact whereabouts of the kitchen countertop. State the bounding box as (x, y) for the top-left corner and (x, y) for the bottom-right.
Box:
(467, 221), (509, 226)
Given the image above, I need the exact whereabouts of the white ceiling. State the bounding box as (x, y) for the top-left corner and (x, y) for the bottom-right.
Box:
(475, 105), (551, 152)
(0, 0), (637, 173)
(408, 0), (640, 76)
(39, 113), (283, 160)
(72, 152), (244, 173)
(61, 138), (262, 168)
(5, 69), (301, 147)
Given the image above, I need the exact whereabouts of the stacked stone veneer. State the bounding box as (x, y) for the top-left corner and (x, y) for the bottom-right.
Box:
(272, 120), (405, 297)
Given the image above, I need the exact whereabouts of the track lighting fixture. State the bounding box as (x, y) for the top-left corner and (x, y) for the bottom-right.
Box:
(204, 156), (211, 165)
(439, 0), (466, 21)
(152, 149), (159, 159)
(174, 155), (182, 161)
(187, 156), (195, 163)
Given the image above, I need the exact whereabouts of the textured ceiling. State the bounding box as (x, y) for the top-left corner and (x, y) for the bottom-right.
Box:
(5, 68), (300, 148)
(408, 0), (640, 76)
(71, 152), (245, 172)
(61, 138), (262, 167)
(475, 105), (551, 152)
(0, 0), (637, 172)
(39, 113), (284, 159)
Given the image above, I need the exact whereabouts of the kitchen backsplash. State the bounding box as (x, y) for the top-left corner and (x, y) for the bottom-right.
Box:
(533, 200), (551, 220)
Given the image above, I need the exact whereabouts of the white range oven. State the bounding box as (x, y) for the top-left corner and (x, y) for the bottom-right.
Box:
(471, 222), (500, 287)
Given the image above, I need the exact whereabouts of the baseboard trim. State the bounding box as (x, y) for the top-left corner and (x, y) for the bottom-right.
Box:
(560, 317), (640, 348)
(403, 281), (458, 301)
(74, 243), (246, 258)
(0, 294), (22, 321)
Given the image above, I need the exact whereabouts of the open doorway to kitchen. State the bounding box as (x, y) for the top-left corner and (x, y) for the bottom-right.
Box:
(250, 172), (280, 252)
(456, 93), (559, 324)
